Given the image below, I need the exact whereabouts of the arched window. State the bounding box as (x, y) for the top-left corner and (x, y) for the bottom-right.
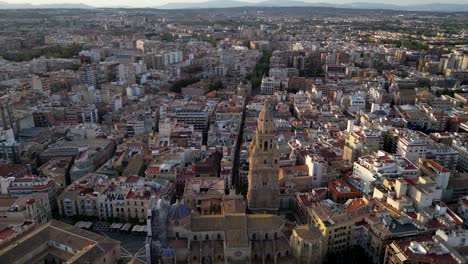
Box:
(264, 141), (268, 151)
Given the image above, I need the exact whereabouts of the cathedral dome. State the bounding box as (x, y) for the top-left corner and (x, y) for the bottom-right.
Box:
(168, 200), (191, 221)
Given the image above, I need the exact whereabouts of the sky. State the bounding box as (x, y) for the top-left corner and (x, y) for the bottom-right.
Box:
(2, 0), (468, 8)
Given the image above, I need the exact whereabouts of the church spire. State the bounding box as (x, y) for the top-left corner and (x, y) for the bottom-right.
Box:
(258, 99), (275, 134)
(247, 98), (280, 213)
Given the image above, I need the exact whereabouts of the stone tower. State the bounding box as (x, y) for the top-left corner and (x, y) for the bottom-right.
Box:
(247, 99), (280, 212)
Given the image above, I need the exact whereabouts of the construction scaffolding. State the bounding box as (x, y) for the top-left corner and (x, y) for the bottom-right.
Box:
(145, 197), (171, 264)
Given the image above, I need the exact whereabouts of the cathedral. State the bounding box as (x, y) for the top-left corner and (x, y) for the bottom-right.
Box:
(247, 99), (281, 213)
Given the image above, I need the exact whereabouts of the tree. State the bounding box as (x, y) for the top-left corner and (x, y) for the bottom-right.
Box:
(208, 80), (224, 92)
(170, 77), (200, 93)
(0, 44), (82, 62)
(250, 49), (272, 90)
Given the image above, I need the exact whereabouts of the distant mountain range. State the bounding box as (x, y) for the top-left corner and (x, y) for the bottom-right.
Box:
(0, 1), (93, 9)
(158, 0), (313, 9)
(157, 0), (468, 12)
(0, 0), (467, 12)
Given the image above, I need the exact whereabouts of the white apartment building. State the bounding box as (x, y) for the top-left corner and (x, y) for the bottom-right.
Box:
(352, 151), (419, 194)
(261, 77), (288, 95)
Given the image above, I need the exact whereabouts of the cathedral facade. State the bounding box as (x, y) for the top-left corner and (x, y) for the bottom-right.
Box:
(247, 100), (281, 213)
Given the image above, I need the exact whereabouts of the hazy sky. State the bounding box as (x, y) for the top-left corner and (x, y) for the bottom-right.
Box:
(3, 0), (468, 7)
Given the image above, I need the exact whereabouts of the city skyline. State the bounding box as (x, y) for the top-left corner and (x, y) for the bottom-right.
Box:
(0, 3), (467, 264)
(1, 0), (467, 8)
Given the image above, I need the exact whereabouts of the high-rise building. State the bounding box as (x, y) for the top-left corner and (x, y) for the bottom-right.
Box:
(31, 74), (51, 96)
(79, 64), (105, 88)
(0, 128), (20, 163)
(247, 100), (280, 212)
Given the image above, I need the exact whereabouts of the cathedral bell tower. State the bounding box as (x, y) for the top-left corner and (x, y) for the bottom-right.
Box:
(247, 99), (280, 213)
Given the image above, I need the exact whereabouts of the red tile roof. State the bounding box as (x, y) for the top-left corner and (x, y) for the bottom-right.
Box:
(426, 219), (446, 229)
(426, 160), (450, 173)
(146, 167), (160, 174)
(407, 212), (417, 219)
(393, 237), (460, 264)
(0, 228), (15, 240)
(125, 175), (140, 183)
(461, 198), (468, 207)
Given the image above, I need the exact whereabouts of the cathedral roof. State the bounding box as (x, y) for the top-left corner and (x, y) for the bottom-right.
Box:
(190, 213), (283, 232)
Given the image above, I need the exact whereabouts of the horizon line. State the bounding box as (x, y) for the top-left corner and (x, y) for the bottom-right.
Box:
(0, 1), (467, 9)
